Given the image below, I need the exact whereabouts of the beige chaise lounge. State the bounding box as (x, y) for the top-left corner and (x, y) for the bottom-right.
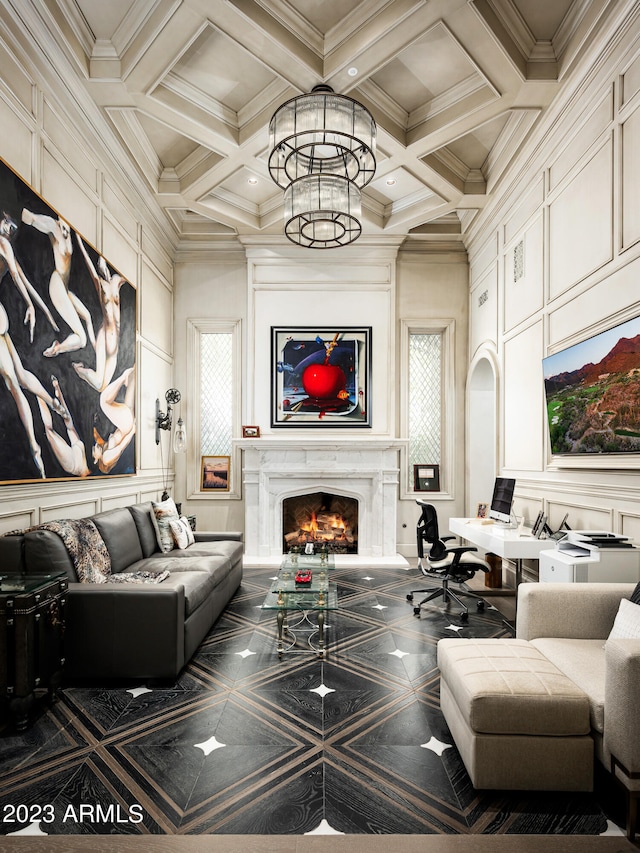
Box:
(438, 582), (639, 840)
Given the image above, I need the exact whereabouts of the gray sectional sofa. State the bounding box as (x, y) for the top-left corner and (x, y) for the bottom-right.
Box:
(0, 502), (243, 681)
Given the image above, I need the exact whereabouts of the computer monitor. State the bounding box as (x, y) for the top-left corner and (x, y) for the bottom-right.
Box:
(489, 477), (516, 524)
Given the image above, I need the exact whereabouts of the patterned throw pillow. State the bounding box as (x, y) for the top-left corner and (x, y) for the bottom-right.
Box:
(170, 517), (195, 550)
(608, 598), (640, 640)
(151, 497), (180, 553)
(630, 581), (640, 605)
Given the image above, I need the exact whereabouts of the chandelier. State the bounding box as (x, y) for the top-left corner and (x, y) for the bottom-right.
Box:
(268, 84), (376, 248)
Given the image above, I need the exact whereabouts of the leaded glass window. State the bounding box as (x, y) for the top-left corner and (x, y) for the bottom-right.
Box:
(408, 332), (442, 487)
(200, 332), (233, 456)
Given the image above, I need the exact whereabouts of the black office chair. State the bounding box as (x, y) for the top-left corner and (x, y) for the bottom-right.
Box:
(407, 500), (490, 620)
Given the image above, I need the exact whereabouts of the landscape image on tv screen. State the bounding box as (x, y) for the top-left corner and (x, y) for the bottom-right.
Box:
(543, 315), (640, 455)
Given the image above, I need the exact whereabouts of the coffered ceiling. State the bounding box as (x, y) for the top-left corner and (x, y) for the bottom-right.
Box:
(26, 0), (620, 247)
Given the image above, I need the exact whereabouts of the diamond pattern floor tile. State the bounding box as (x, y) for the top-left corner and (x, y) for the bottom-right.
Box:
(0, 566), (618, 837)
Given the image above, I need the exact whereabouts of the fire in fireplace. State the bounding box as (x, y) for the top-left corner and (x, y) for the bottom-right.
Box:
(282, 492), (358, 554)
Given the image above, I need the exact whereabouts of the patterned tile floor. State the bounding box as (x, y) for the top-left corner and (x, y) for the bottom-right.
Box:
(0, 566), (627, 837)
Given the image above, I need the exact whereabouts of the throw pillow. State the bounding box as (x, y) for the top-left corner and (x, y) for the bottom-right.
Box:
(170, 517), (195, 550)
(607, 598), (640, 641)
(630, 581), (640, 605)
(151, 497), (180, 553)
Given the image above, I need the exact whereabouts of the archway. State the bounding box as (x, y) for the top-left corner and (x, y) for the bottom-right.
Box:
(466, 352), (498, 516)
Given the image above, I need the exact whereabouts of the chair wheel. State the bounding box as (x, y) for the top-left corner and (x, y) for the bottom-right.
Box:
(477, 601), (485, 611)
(407, 594), (414, 602)
(413, 607), (421, 616)
(461, 611), (469, 621)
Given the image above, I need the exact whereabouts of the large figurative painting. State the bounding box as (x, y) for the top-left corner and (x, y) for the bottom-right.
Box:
(543, 314), (640, 455)
(271, 326), (371, 427)
(0, 157), (136, 483)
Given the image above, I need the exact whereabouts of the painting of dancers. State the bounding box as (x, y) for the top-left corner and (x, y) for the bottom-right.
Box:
(0, 156), (136, 483)
(271, 326), (371, 427)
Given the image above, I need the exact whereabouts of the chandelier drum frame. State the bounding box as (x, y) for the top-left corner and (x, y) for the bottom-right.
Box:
(269, 134), (376, 189)
(283, 174), (362, 249)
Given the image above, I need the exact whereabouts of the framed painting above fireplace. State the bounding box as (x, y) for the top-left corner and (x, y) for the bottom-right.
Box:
(271, 326), (371, 428)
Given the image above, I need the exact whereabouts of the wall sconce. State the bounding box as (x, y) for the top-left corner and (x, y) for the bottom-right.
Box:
(155, 388), (186, 452)
(173, 417), (186, 453)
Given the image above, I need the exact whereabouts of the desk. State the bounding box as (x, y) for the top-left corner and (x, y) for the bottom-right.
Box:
(448, 518), (551, 590)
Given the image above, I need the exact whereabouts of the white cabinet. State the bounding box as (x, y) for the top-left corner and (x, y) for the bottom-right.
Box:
(539, 548), (640, 583)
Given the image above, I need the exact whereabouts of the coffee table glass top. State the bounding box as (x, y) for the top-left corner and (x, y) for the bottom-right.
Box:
(280, 552), (335, 572)
(262, 556), (337, 611)
(270, 569), (330, 595)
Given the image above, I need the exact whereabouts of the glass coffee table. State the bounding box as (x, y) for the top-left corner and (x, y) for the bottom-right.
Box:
(262, 554), (337, 658)
(279, 551), (335, 573)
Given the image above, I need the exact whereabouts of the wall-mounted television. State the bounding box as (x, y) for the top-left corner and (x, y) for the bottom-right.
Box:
(543, 315), (640, 455)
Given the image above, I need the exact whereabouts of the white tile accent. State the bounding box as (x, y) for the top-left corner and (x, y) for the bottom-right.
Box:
(421, 736), (452, 756)
(305, 818), (345, 835)
(194, 736), (226, 756)
(310, 683), (335, 698)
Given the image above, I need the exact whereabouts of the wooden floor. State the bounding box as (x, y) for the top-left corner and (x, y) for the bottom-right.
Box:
(0, 566), (632, 845)
(0, 833), (636, 852)
(465, 572), (516, 617)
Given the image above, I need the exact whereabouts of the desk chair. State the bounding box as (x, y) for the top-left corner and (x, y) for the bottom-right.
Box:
(407, 501), (490, 621)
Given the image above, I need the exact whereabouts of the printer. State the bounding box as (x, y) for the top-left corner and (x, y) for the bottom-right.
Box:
(539, 530), (640, 583)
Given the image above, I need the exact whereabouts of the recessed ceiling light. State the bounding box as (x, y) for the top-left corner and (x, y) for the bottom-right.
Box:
(347, 67), (358, 77)
(386, 178), (397, 186)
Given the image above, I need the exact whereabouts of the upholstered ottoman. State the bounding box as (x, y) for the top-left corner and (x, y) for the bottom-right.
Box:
(437, 638), (593, 791)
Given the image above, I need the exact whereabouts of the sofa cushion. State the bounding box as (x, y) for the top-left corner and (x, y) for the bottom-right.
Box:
(24, 529), (76, 580)
(151, 498), (180, 553)
(166, 539), (243, 565)
(630, 581), (640, 605)
(128, 502), (159, 558)
(162, 570), (220, 616)
(438, 638), (591, 737)
(124, 555), (231, 616)
(0, 534), (25, 573)
(531, 638), (606, 734)
(92, 507), (143, 573)
(134, 550), (234, 579)
(38, 519), (111, 583)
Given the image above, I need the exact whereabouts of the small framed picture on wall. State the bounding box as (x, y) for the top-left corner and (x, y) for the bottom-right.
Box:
(413, 464), (440, 492)
(201, 456), (230, 491)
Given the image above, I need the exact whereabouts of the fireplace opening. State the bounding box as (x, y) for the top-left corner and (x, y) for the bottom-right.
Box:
(282, 492), (358, 554)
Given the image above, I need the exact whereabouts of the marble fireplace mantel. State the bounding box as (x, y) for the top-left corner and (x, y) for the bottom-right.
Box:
(237, 437), (409, 568)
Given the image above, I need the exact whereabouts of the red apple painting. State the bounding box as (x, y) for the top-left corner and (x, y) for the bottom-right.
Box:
(302, 363), (346, 399)
(272, 327), (371, 427)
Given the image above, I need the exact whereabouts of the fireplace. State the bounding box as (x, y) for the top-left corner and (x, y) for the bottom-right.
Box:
(239, 438), (408, 567)
(283, 492), (358, 554)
